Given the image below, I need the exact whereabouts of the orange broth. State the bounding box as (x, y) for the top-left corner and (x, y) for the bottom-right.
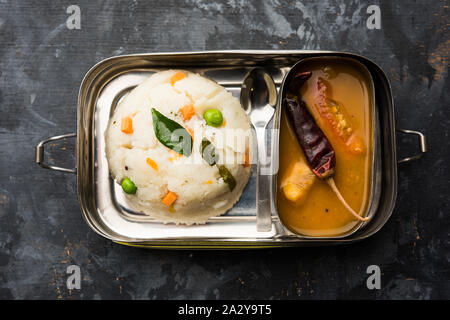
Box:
(277, 59), (374, 237)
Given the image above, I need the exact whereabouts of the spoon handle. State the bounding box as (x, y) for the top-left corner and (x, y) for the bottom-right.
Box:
(255, 126), (273, 232)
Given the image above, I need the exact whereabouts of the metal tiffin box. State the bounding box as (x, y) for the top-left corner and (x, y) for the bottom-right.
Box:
(35, 51), (426, 248)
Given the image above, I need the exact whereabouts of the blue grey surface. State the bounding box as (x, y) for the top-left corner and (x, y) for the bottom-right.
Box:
(0, 0), (449, 299)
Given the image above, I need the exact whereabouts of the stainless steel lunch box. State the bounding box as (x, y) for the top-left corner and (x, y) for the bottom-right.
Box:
(35, 51), (427, 249)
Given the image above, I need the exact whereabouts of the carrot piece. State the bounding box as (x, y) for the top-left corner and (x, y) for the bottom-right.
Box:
(170, 72), (186, 86)
(146, 157), (158, 171)
(162, 191), (177, 207)
(169, 149), (182, 160)
(186, 127), (194, 140)
(243, 152), (250, 167)
(121, 116), (133, 134)
(180, 103), (195, 121)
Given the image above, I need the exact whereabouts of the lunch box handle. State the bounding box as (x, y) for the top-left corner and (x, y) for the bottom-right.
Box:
(35, 133), (77, 174)
(397, 129), (427, 163)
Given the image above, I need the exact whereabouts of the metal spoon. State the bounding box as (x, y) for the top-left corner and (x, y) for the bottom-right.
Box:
(240, 68), (277, 232)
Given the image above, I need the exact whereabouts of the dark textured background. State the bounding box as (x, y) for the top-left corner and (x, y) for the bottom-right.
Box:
(0, 0), (449, 299)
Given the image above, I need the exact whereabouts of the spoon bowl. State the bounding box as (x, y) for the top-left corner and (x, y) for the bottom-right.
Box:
(241, 68), (277, 120)
(240, 68), (277, 232)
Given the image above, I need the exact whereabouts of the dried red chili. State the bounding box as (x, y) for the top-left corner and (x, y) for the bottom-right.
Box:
(284, 71), (336, 179)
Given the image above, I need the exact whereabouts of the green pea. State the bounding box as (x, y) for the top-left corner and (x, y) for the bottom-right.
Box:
(203, 109), (223, 127)
(121, 177), (137, 194)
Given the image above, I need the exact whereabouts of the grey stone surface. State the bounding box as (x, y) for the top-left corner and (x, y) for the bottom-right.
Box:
(0, 0), (449, 299)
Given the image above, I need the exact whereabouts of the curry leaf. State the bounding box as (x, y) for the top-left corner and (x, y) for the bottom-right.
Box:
(151, 108), (192, 156)
(217, 165), (236, 192)
(199, 138), (236, 192)
(200, 138), (219, 166)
